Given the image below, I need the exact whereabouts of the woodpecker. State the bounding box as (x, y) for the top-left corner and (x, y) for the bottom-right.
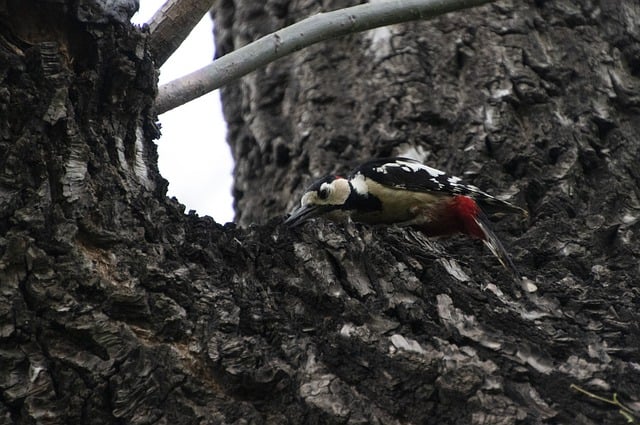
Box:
(284, 157), (527, 275)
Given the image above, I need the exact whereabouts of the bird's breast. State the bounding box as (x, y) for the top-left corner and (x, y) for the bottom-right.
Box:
(349, 179), (448, 225)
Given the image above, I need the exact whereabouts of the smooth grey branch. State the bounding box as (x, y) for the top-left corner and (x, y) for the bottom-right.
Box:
(155, 0), (496, 114)
(147, 0), (216, 67)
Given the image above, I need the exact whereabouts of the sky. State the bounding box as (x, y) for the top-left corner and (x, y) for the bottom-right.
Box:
(131, 1), (235, 224)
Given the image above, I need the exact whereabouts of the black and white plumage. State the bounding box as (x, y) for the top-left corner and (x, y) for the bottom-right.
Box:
(284, 157), (527, 275)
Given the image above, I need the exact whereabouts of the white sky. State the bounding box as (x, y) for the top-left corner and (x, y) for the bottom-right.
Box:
(132, 1), (235, 224)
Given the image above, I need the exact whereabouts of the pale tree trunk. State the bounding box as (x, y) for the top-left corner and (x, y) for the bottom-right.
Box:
(0, 0), (638, 424)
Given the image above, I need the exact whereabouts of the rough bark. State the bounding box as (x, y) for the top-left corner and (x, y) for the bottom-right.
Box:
(0, 0), (639, 425)
(214, 0), (640, 422)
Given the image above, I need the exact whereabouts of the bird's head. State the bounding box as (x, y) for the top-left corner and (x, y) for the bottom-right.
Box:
(284, 175), (351, 226)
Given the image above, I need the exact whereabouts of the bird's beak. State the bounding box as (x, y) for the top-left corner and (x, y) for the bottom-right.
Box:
(284, 204), (333, 227)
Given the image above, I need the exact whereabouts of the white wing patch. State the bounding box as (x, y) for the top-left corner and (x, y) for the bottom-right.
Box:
(445, 175), (483, 194)
(375, 159), (445, 178)
(375, 159), (454, 189)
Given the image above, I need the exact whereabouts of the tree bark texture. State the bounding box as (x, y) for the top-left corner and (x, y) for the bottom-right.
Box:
(214, 0), (640, 422)
(0, 0), (639, 424)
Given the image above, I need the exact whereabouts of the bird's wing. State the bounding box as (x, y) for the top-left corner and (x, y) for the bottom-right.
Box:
(353, 157), (526, 216)
(353, 157), (482, 196)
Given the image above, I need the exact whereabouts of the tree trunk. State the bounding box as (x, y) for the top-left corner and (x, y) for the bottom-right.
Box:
(215, 0), (640, 422)
(1, 0), (638, 424)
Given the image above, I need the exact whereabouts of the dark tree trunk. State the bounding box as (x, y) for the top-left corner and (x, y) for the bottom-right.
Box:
(215, 0), (640, 422)
(0, 0), (638, 424)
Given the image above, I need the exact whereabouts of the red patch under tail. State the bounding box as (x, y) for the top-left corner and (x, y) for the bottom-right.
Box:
(451, 196), (484, 239)
(452, 196), (520, 277)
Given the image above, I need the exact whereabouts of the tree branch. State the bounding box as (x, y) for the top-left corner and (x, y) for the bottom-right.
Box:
(147, 0), (215, 67)
(155, 0), (496, 114)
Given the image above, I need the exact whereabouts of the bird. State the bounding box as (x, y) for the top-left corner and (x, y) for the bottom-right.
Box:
(284, 157), (527, 276)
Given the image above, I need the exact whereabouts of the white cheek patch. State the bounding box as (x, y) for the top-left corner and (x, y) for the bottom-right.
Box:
(328, 178), (351, 204)
(300, 191), (317, 207)
(350, 173), (368, 195)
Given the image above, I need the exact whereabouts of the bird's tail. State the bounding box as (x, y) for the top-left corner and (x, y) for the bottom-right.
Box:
(474, 211), (520, 278)
(478, 196), (528, 218)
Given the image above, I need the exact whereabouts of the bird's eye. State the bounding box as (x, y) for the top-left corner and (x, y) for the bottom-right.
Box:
(318, 188), (329, 199)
